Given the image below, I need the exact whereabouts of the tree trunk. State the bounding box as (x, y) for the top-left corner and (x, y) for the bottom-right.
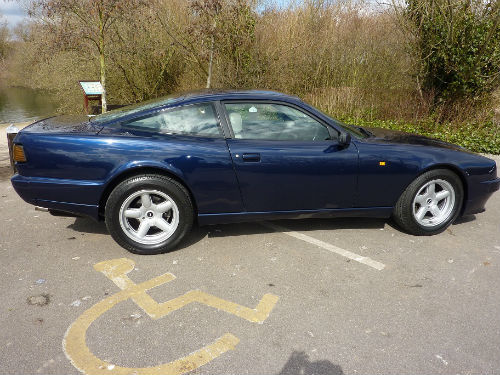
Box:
(100, 50), (107, 113)
(206, 34), (214, 89)
(99, 12), (107, 113)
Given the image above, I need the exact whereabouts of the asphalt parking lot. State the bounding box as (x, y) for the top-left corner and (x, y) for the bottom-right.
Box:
(1, 125), (500, 375)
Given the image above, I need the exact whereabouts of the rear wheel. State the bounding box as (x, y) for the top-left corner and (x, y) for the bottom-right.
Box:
(105, 174), (193, 254)
(393, 169), (463, 236)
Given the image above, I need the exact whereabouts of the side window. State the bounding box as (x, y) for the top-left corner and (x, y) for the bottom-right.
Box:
(224, 103), (331, 141)
(122, 103), (221, 137)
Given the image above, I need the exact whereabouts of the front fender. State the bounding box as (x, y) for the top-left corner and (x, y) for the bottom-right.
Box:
(354, 142), (491, 208)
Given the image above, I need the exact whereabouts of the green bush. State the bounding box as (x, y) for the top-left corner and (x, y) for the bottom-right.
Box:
(340, 117), (500, 155)
(405, 0), (500, 103)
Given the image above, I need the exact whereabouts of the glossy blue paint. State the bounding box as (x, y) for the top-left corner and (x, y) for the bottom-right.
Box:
(354, 128), (499, 215)
(13, 132), (243, 215)
(10, 90), (499, 225)
(226, 139), (358, 211)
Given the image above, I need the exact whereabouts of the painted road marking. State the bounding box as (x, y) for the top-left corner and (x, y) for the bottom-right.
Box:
(262, 221), (386, 271)
(63, 258), (279, 375)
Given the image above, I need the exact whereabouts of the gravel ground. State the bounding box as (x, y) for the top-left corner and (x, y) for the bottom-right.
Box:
(0, 126), (499, 375)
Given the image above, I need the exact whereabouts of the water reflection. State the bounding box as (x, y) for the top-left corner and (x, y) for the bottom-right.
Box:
(0, 86), (58, 123)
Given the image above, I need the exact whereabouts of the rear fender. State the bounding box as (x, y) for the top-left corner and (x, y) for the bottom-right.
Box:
(98, 161), (191, 218)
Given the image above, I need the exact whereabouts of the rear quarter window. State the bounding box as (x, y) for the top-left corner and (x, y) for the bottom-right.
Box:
(121, 103), (222, 137)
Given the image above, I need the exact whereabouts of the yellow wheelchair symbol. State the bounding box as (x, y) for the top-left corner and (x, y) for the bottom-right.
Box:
(63, 258), (279, 375)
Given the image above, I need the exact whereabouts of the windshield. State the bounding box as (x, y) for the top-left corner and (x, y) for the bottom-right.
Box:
(313, 106), (371, 138)
(336, 121), (372, 138)
(90, 95), (180, 124)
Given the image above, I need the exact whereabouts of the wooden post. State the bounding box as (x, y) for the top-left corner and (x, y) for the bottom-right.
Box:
(84, 94), (89, 115)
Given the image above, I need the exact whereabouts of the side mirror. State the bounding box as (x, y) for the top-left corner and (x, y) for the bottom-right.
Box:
(339, 132), (351, 146)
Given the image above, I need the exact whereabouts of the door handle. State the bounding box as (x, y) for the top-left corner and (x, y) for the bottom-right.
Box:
(241, 153), (261, 162)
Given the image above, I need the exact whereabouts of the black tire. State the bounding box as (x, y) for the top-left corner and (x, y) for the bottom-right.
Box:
(105, 174), (194, 254)
(393, 169), (463, 236)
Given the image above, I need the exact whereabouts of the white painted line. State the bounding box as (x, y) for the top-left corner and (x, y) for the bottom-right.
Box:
(261, 221), (386, 271)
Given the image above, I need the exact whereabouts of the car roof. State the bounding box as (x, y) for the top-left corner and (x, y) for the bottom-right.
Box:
(138, 89), (302, 107)
(90, 89), (305, 125)
(173, 89), (301, 104)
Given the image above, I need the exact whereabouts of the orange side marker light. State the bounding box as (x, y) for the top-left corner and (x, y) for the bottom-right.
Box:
(13, 144), (27, 162)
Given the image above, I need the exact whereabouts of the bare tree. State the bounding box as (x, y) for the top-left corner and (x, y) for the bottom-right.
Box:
(189, 0), (223, 88)
(0, 14), (9, 63)
(28, 0), (147, 112)
(162, 0), (257, 89)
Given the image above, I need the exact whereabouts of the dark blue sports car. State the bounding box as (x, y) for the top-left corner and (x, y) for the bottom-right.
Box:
(11, 90), (499, 254)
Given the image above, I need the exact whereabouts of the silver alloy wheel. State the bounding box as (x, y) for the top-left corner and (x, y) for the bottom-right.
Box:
(118, 189), (179, 245)
(412, 179), (456, 227)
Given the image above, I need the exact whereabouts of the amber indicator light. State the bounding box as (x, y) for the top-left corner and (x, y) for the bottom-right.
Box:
(13, 144), (27, 163)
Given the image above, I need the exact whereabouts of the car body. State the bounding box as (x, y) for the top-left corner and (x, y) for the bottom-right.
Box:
(10, 90), (500, 253)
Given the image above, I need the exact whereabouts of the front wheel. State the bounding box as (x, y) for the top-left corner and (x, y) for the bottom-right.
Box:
(105, 174), (194, 254)
(393, 169), (463, 236)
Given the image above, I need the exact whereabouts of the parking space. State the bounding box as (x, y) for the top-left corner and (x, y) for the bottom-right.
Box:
(1, 155), (499, 374)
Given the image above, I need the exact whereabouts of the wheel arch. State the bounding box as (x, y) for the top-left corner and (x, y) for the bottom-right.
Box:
(98, 166), (198, 220)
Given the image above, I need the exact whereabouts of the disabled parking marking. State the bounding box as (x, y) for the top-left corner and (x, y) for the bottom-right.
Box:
(262, 221), (386, 270)
(63, 258), (279, 375)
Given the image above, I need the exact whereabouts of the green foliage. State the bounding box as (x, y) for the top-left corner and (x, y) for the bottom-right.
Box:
(406, 0), (500, 103)
(340, 116), (500, 155)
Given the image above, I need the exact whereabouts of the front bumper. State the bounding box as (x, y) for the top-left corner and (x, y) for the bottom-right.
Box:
(462, 177), (500, 216)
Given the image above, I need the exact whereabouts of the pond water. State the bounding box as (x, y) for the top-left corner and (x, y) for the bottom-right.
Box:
(0, 86), (59, 124)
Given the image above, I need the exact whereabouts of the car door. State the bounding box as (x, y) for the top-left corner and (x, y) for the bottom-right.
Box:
(221, 101), (359, 212)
